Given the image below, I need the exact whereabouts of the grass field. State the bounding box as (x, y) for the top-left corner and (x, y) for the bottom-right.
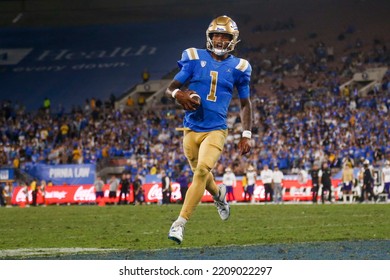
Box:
(0, 203), (389, 259)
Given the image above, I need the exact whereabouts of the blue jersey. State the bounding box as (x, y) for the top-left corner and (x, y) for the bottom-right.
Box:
(174, 48), (251, 132)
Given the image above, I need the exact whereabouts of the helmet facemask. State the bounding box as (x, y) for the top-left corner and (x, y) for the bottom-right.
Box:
(207, 33), (236, 56)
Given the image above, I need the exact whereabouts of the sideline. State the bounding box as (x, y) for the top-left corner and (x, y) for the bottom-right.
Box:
(2, 240), (389, 260)
(0, 247), (119, 258)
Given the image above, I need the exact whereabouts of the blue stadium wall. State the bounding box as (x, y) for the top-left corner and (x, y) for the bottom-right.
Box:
(0, 19), (206, 111)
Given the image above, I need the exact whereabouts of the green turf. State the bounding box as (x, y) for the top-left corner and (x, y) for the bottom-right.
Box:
(0, 203), (389, 250)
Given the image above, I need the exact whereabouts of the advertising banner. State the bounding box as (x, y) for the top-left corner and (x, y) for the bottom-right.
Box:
(0, 168), (14, 181)
(0, 20), (205, 111)
(25, 163), (96, 185)
(11, 179), (342, 206)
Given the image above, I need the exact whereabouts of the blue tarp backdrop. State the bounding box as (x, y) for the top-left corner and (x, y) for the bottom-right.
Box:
(0, 19), (205, 111)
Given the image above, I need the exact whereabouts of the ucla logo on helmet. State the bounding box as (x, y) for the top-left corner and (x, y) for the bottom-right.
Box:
(230, 20), (238, 30)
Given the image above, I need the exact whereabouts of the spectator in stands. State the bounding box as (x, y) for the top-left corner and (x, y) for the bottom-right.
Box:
(142, 68), (150, 83)
(1, 84), (389, 178)
(126, 96), (134, 108)
(137, 95), (146, 109)
(109, 94), (116, 108)
(84, 99), (91, 114)
(72, 145), (83, 164)
(90, 98), (96, 111)
(58, 121), (70, 144)
(95, 98), (103, 109)
(0, 144), (7, 166)
(43, 97), (51, 113)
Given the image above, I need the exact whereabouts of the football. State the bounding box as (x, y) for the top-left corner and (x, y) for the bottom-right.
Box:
(189, 93), (201, 107)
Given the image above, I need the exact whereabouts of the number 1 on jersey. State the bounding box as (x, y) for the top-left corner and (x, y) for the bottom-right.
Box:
(206, 71), (218, 102)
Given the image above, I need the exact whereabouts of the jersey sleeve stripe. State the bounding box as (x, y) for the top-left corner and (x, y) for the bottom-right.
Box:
(186, 48), (199, 60)
(235, 59), (249, 72)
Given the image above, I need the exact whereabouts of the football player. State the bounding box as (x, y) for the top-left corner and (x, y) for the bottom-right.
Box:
(166, 15), (253, 244)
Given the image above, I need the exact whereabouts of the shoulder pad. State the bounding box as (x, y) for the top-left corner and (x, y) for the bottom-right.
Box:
(235, 58), (250, 72)
(184, 48), (200, 60)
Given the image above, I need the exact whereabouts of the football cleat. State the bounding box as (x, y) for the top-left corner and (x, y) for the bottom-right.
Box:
(168, 222), (185, 245)
(213, 184), (230, 220)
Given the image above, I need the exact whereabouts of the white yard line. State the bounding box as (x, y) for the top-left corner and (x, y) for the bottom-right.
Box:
(0, 248), (119, 258)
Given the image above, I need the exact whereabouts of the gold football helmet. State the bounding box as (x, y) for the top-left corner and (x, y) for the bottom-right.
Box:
(206, 15), (240, 56)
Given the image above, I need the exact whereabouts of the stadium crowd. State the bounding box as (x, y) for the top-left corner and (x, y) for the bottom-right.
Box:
(0, 21), (389, 180)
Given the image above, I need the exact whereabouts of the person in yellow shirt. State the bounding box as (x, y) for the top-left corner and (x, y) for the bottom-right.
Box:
(137, 95), (145, 109)
(126, 96), (134, 107)
(30, 178), (38, 206)
(13, 156), (20, 168)
(142, 68), (150, 83)
(40, 180), (47, 206)
(101, 145), (109, 158)
(58, 123), (69, 144)
(242, 174), (248, 202)
(90, 98), (96, 110)
(72, 146), (82, 164)
(60, 123), (69, 136)
(342, 86), (350, 98)
(349, 115), (356, 127)
(150, 165), (157, 175)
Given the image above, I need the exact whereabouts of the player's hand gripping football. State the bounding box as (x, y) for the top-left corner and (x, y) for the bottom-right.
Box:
(175, 89), (201, 111)
(238, 137), (251, 155)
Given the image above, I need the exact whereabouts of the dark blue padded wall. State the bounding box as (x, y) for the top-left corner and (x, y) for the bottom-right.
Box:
(0, 19), (205, 111)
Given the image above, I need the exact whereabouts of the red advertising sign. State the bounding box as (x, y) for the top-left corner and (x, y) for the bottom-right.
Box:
(11, 179), (342, 206)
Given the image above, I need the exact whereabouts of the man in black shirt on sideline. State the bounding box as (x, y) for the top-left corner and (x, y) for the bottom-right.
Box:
(360, 160), (377, 202)
(310, 163), (320, 203)
(320, 162), (332, 203)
